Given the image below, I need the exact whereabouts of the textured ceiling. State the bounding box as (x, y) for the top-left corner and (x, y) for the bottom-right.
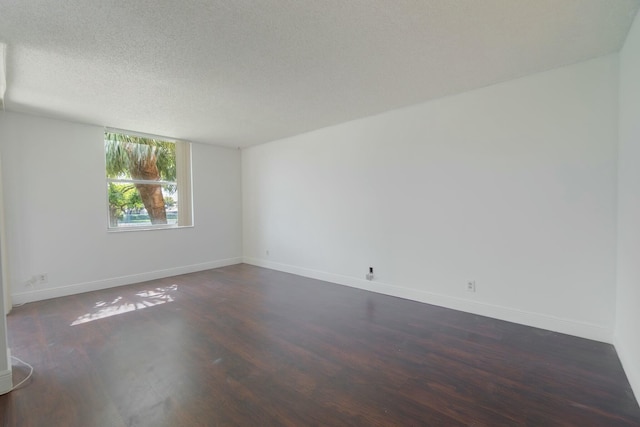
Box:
(0, 1), (638, 147)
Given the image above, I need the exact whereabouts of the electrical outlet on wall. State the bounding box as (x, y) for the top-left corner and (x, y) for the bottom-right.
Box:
(466, 280), (476, 292)
(366, 267), (374, 281)
(25, 273), (49, 288)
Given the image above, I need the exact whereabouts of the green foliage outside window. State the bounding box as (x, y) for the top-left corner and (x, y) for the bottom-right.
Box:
(105, 132), (178, 228)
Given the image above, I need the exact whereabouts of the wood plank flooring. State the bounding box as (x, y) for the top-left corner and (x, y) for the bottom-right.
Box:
(0, 264), (638, 426)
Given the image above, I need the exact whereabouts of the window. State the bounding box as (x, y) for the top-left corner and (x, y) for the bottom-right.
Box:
(105, 129), (193, 230)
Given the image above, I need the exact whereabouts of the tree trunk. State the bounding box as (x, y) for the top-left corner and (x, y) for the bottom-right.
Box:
(130, 152), (168, 224)
(135, 183), (167, 224)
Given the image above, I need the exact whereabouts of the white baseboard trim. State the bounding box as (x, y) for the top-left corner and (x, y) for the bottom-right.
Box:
(243, 257), (612, 343)
(12, 257), (243, 305)
(614, 335), (640, 406)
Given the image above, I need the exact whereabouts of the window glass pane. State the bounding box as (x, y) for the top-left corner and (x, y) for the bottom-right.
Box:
(108, 183), (179, 228)
(105, 132), (176, 182)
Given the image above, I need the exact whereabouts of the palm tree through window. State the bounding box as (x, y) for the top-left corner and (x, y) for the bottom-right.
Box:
(104, 130), (192, 229)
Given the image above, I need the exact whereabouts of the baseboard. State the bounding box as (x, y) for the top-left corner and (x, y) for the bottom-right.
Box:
(243, 257), (612, 343)
(614, 335), (640, 406)
(12, 257), (243, 304)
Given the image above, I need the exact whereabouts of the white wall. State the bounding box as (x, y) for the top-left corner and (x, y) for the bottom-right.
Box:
(0, 111), (242, 303)
(616, 9), (640, 405)
(243, 55), (619, 342)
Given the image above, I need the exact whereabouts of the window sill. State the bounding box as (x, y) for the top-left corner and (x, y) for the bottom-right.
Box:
(107, 224), (194, 233)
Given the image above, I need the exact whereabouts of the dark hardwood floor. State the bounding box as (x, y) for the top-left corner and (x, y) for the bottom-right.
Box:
(0, 264), (638, 426)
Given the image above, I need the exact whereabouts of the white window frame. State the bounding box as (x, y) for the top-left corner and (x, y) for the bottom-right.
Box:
(104, 128), (193, 232)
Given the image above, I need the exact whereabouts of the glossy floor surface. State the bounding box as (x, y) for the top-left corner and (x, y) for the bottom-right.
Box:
(0, 264), (638, 426)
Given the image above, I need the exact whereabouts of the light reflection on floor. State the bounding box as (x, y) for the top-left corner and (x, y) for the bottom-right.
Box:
(71, 284), (178, 326)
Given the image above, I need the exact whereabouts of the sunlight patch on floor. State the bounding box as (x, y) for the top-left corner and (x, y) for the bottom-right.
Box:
(71, 284), (178, 326)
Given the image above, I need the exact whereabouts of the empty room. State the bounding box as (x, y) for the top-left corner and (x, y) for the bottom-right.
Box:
(0, 1), (639, 425)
